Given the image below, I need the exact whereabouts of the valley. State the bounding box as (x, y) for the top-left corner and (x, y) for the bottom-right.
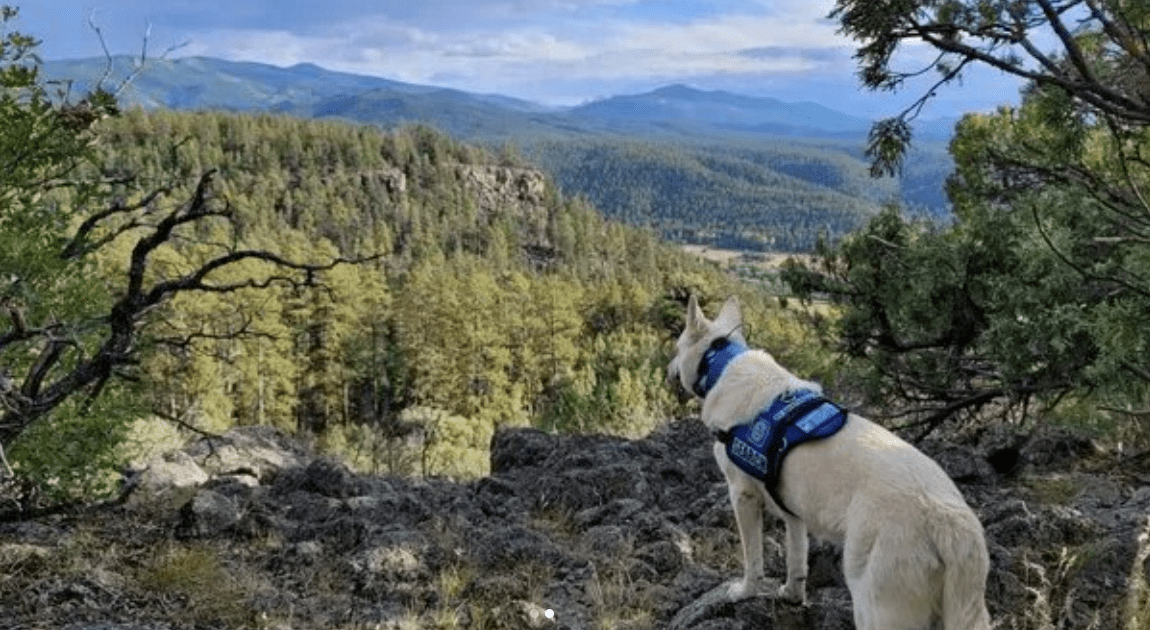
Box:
(45, 55), (957, 252)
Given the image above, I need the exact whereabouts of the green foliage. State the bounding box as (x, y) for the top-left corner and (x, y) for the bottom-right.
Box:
(520, 135), (947, 252)
(786, 12), (1150, 442)
(7, 382), (144, 501)
(0, 10), (98, 343)
(784, 202), (1091, 430)
(72, 109), (830, 479)
(833, 0), (1150, 177)
(0, 6), (144, 495)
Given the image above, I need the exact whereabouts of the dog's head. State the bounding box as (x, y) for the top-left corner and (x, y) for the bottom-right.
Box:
(666, 295), (746, 398)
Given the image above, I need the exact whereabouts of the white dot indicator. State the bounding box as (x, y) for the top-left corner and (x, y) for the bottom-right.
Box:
(545, 609), (554, 619)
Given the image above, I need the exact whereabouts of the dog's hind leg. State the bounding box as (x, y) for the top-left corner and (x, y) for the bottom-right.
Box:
(846, 569), (931, 630)
(843, 532), (875, 630)
(865, 592), (936, 630)
(778, 513), (808, 604)
(845, 524), (939, 630)
(726, 481), (766, 601)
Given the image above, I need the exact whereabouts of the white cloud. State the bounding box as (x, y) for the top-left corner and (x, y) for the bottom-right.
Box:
(608, 12), (844, 63)
(178, 4), (855, 103)
(439, 30), (590, 62)
(182, 30), (338, 68)
(33, 0), (1020, 114)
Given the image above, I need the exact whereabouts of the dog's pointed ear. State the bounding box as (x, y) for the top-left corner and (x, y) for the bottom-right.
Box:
(686, 294), (707, 332)
(715, 296), (742, 333)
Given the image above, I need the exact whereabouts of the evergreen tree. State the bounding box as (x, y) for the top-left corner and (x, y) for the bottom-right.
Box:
(0, 11), (368, 496)
(786, 1), (1150, 439)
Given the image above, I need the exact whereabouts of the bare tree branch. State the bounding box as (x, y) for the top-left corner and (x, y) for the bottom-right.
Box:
(834, 0), (1150, 175)
(87, 10), (189, 99)
(61, 183), (173, 259)
(0, 168), (377, 449)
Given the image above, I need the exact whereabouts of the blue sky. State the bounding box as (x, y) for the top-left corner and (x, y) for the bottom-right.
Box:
(21, 0), (1022, 117)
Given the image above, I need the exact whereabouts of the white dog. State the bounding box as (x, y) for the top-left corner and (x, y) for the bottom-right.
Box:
(667, 295), (990, 630)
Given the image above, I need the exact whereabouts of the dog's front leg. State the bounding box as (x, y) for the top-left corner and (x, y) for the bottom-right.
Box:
(778, 514), (808, 604)
(727, 483), (765, 601)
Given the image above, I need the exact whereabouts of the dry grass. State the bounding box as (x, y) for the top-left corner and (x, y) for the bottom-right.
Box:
(138, 543), (255, 627)
(689, 527), (743, 574)
(1023, 474), (1083, 505)
(586, 558), (654, 630)
(1124, 517), (1150, 630)
(680, 245), (812, 270)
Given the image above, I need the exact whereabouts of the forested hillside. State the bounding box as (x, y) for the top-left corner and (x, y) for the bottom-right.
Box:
(521, 136), (914, 251)
(10, 109), (821, 494)
(44, 56), (957, 252)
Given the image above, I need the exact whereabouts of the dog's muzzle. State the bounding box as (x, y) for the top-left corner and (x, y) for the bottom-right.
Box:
(665, 363), (694, 403)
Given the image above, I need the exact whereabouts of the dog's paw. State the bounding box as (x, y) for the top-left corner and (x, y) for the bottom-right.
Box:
(778, 579), (807, 605)
(726, 578), (759, 601)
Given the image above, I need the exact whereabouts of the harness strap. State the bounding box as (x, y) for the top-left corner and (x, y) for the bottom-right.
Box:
(694, 339), (848, 518)
(714, 393), (847, 517)
(713, 425), (797, 517)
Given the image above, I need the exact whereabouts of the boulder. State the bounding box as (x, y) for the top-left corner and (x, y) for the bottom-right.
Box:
(123, 449), (208, 512)
(182, 425), (309, 481)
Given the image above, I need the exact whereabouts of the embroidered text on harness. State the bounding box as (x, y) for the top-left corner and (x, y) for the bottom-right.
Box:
(719, 390), (846, 489)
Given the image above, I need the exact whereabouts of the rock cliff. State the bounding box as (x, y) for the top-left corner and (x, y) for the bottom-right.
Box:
(1, 420), (1148, 629)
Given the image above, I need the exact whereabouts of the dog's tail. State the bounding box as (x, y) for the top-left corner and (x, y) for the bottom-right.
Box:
(938, 510), (992, 630)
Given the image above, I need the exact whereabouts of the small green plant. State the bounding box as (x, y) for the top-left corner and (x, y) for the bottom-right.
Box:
(1023, 475), (1082, 506)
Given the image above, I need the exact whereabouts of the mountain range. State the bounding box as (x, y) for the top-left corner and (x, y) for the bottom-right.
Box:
(45, 55), (956, 139)
(44, 55), (957, 251)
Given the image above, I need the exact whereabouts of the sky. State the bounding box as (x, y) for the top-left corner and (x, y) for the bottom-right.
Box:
(20, 0), (1023, 118)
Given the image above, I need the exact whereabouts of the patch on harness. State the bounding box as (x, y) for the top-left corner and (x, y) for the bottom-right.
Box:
(721, 389), (847, 505)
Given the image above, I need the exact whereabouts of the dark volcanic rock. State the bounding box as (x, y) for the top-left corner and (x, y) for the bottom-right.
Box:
(1, 422), (1148, 630)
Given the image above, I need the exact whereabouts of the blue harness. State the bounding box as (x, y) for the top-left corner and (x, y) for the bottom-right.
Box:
(694, 338), (848, 516)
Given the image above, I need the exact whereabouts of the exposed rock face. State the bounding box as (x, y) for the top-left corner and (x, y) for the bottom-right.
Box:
(1, 421), (1149, 630)
(455, 164), (548, 214)
(121, 424), (310, 514)
(455, 164), (555, 265)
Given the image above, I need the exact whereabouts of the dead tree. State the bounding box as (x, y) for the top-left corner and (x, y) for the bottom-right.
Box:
(0, 169), (364, 456)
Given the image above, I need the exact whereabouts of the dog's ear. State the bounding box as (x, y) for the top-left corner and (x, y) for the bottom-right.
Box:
(686, 294), (708, 333)
(714, 296), (742, 334)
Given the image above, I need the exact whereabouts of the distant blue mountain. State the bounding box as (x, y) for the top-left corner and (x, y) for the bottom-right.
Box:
(44, 55), (546, 114)
(46, 56), (403, 110)
(571, 84), (873, 136)
(42, 55), (957, 246)
(43, 55), (954, 140)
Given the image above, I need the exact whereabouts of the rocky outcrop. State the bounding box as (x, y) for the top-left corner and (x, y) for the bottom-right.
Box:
(455, 164), (548, 213)
(121, 425), (310, 514)
(1, 420), (1149, 629)
(455, 164), (556, 265)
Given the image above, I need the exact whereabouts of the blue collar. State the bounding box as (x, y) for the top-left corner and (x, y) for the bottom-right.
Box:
(693, 338), (747, 398)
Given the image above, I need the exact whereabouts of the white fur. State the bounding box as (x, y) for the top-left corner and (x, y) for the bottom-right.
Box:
(668, 296), (990, 630)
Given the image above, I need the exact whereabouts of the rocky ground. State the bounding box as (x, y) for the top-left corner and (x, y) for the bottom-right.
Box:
(1, 419), (1149, 630)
